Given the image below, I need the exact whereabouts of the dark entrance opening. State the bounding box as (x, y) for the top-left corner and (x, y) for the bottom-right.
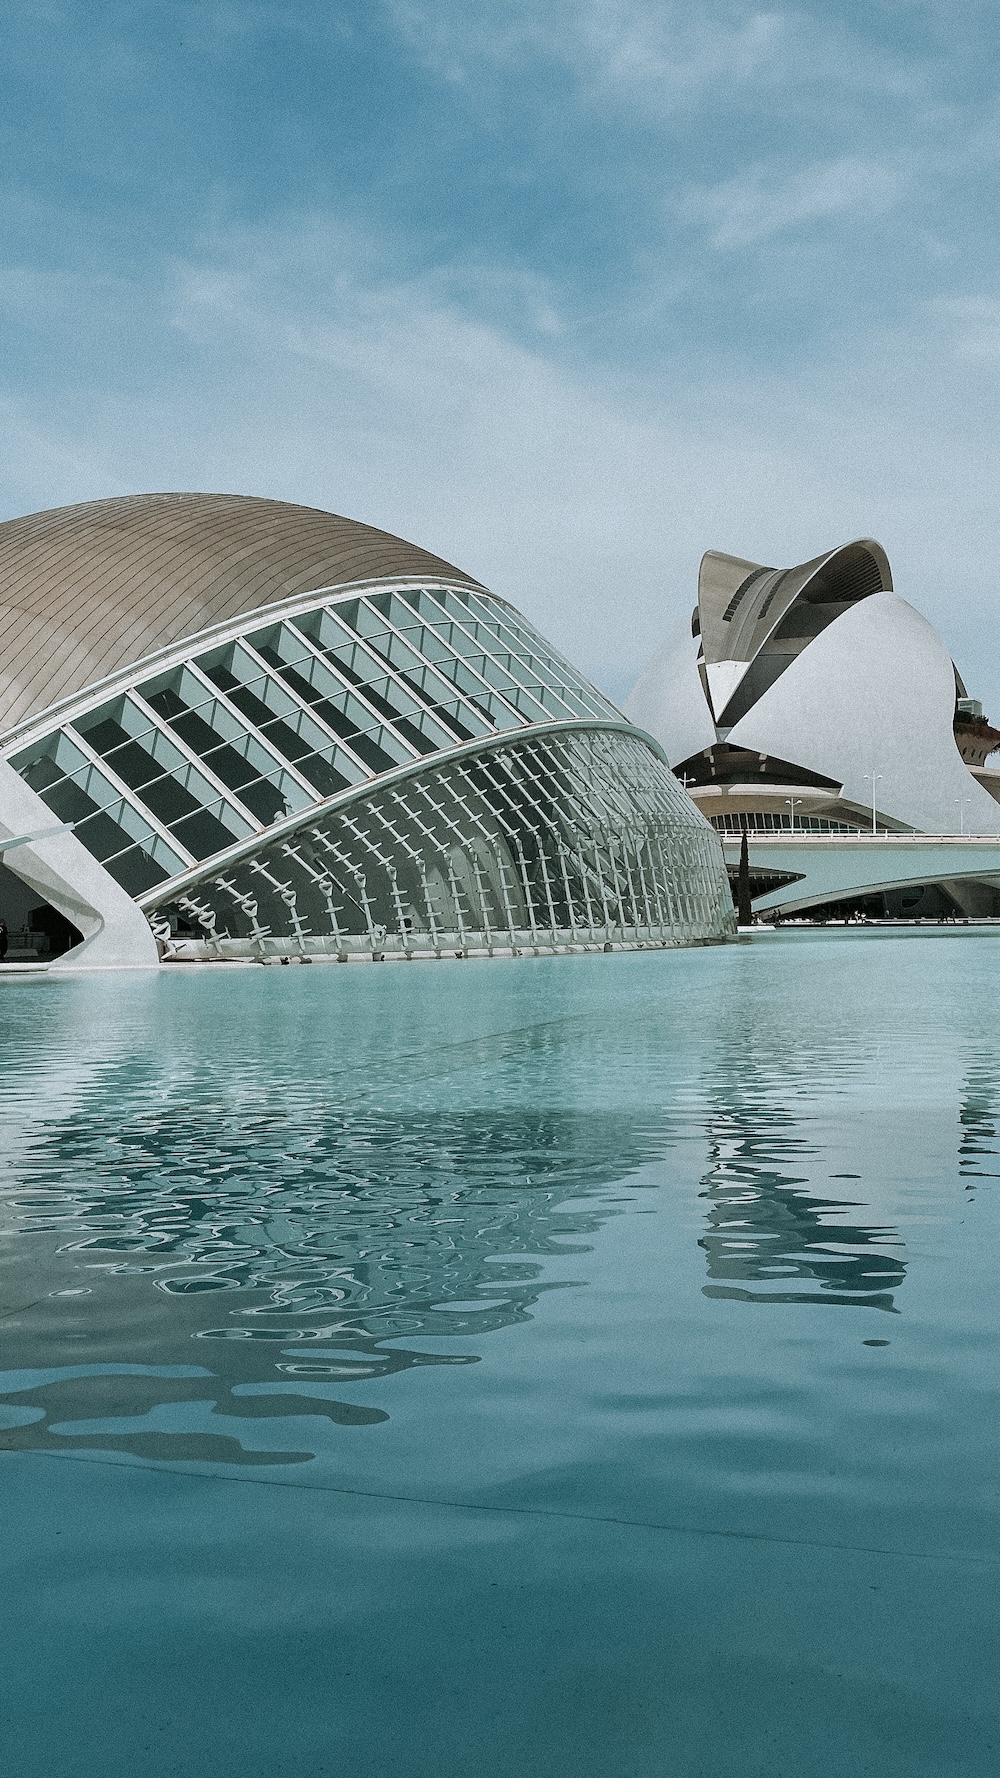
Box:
(28, 902), (84, 955)
(0, 861), (83, 959)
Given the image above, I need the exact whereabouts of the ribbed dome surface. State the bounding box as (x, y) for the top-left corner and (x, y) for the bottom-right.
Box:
(0, 493), (481, 735)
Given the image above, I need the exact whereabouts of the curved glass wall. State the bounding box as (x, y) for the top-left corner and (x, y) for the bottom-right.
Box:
(10, 583), (619, 894)
(6, 579), (735, 958)
(148, 729), (733, 960)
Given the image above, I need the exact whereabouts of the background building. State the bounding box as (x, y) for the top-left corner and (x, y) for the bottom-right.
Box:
(0, 493), (734, 966)
(626, 538), (1000, 918)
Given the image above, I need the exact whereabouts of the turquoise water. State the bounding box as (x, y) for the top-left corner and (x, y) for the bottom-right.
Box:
(1, 932), (998, 1775)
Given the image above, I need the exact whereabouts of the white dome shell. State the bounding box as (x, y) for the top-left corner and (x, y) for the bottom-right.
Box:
(623, 620), (715, 768)
(626, 534), (1000, 839)
(727, 592), (1000, 835)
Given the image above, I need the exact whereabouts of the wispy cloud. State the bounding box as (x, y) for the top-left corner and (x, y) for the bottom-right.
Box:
(4, 3), (1000, 713)
(5, 208), (1000, 709)
(383, 0), (929, 118)
(929, 296), (1000, 362)
(681, 156), (903, 249)
(386, 0), (792, 101)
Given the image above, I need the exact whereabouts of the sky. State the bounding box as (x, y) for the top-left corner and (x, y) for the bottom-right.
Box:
(3, 1), (1000, 707)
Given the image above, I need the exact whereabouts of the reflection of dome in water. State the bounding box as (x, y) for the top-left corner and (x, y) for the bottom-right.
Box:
(0, 1099), (670, 1465)
(0, 1033), (922, 1464)
(0, 493), (733, 967)
(700, 1168), (906, 1312)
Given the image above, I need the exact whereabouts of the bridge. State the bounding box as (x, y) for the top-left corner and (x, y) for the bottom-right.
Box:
(718, 832), (1000, 917)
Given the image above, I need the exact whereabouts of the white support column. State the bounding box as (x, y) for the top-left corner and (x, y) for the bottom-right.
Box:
(0, 759), (160, 967)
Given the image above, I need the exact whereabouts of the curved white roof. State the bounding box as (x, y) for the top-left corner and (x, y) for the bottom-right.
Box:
(626, 537), (1000, 837)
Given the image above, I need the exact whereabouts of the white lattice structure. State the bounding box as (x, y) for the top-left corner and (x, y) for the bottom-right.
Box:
(0, 494), (734, 966)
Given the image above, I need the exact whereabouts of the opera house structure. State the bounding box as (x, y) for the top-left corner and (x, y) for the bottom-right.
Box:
(626, 538), (1000, 917)
(0, 493), (734, 967)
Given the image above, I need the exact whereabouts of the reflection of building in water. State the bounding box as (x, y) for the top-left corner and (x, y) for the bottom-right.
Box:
(698, 1086), (906, 1313)
(958, 1062), (1000, 1191)
(0, 1099), (668, 1466)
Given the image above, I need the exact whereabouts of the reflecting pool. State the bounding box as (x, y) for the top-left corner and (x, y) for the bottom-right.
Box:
(2, 931), (998, 1775)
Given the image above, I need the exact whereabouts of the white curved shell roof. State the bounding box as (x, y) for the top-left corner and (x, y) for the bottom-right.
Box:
(626, 537), (1000, 837)
(727, 592), (1000, 835)
(0, 493), (480, 735)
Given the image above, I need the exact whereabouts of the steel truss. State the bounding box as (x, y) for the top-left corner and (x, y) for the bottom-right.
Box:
(149, 727), (735, 962)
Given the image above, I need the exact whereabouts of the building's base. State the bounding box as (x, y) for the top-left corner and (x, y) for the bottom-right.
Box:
(159, 928), (733, 965)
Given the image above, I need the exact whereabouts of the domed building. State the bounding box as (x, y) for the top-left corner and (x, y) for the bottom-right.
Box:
(0, 493), (734, 966)
(625, 538), (1000, 918)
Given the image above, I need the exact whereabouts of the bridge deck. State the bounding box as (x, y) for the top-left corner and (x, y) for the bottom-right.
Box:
(719, 832), (1000, 913)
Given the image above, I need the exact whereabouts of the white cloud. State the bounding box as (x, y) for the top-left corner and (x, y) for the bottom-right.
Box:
(3, 212), (1000, 715)
(385, 0), (792, 105)
(383, 0), (925, 116)
(682, 156), (903, 249)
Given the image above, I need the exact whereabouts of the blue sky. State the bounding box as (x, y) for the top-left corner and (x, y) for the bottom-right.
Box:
(3, 1), (1000, 704)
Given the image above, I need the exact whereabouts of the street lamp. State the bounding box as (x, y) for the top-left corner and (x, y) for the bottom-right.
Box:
(864, 770), (883, 835)
(785, 795), (801, 833)
(956, 796), (971, 836)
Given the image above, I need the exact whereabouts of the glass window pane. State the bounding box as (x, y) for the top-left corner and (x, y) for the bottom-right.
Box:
(138, 668), (313, 826)
(256, 622), (454, 759)
(298, 607), (489, 743)
(71, 696), (254, 853)
(195, 641), (369, 796)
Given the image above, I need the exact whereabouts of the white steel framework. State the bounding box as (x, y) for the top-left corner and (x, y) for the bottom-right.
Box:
(0, 506), (734, 965)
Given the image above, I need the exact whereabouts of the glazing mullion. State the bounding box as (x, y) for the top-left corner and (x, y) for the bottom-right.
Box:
(460, 643), (558, 719)
(417, 589), (582, 723)
(197, 639), (371, 790)
(286, 613), (459, 755)
(462, 589), (596, 695)
(15, 732), (137, 827)
(249, 625), (422, 766)
(136, 670), (316, 828)
(234, 637), (394, 782)
(126, 687), (267, 834)
(325, 600), (494, 732)
(177, 659), (324, 802)
(320, 604), (495, 740)
(61, 725), (198, 867)
(349, 594), (517, 726)
(388, 591), (552, 725)
(73, 695), (256, 858)
(359, 595), (529, 730)
(462, 593), (613, 717)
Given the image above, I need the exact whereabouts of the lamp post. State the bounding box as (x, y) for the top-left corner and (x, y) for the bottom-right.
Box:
(956, 796), (971, 836)
(865, 770), (883, 835)
(785, 796), (801, 833)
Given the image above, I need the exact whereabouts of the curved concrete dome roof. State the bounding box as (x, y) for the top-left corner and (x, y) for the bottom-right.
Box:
(0, 492), (482, 736)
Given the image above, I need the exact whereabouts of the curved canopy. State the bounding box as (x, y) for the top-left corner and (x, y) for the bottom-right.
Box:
(696, 538), (893, 727)
(698, 540), (891, 670)
(0, 492), (481, 735)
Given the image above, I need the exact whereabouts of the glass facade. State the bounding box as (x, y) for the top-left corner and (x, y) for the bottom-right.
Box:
(7, 579), (735, 959)
(149, 728), (732, 959)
